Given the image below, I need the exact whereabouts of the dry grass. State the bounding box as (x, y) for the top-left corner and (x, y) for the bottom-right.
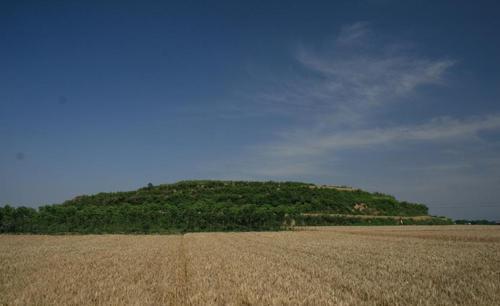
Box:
(1, 226), (499, 305)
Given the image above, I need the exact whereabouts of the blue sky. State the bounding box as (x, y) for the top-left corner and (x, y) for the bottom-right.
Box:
(1, 0), (500, 220)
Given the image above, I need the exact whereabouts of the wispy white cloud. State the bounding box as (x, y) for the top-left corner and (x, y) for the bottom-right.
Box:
(259, 114), (500, 159)
(298, 54), (454, 103)
(225, 22), (500, 179)
(294, 44), (454, 112)
(243, 24), (455, 126)
(336, 22), (370, 45)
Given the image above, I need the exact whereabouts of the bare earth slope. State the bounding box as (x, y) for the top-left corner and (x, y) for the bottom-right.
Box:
(1, 226), (499, 305)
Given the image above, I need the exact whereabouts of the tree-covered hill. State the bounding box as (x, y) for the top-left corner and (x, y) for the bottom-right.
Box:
(0, 180), (450, 233)
(62, 180), (429, 215)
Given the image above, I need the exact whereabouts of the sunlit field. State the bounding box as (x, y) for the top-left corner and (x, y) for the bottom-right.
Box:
(1, 226), (499, 305)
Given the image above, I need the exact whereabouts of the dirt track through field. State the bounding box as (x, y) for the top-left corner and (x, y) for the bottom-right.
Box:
(1, 226), (500, 305)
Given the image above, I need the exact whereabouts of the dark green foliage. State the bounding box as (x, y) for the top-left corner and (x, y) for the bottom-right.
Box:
(0, 205), (38, 232)
(0, 180), (433, 234)
(59, 181), (428, 215)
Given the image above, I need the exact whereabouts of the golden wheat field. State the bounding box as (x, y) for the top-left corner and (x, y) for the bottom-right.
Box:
(1, 226), (499, 306)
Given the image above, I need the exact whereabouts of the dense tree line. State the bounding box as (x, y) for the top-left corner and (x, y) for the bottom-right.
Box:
(0, 203), (296, 233)
(1, 180), (433, 233)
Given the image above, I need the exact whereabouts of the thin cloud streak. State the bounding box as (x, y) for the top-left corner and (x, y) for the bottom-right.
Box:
(228, 22), (500, 180)
(240, 24), (455, 126)
(293, 48), (455, 111)
(261, 114), (500, 158)
(336, 22), (370, 45)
